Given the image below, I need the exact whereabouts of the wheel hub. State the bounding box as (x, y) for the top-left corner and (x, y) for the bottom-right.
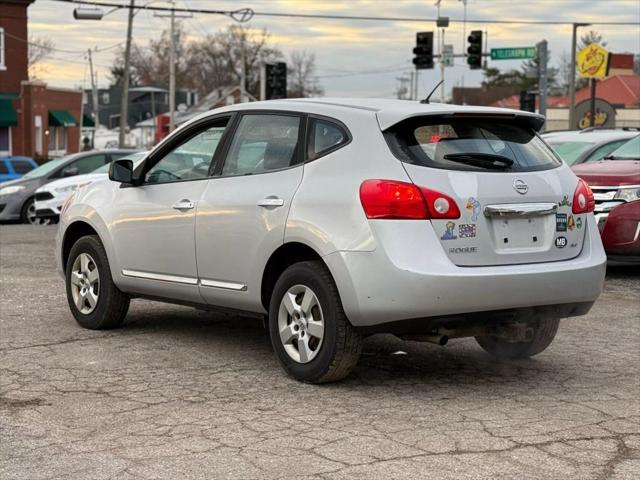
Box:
(70, 252), (100, 315)
(277, 285), (325, 364)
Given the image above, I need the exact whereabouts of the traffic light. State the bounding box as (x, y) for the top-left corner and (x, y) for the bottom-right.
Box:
(413, 32), (434, 70)
(467, 30), (483, 70)
(519, 91), (536, 113)
(264, 62), (287, 100)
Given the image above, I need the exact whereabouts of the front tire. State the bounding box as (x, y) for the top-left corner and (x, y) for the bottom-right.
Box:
(475, 318), (560, 359)
(268, 261), (362, 383)
(21, 198), (49, 225)
(65, 235), (130, 329)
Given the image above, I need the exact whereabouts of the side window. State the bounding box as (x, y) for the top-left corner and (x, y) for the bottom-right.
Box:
(0, 161), (8, 174)
(63, 154), (106, 176)
(309, 118), (349, 160)
(145, 121), (227, 184)
(222, 114), (300, 176)
(585, 140), (627, 162)
(11, 160), (34, 174)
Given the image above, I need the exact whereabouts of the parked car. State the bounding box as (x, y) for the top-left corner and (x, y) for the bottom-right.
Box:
(0, 150), (139, 225)
(572, 134), (640, 264)
(35, 152), (148, 223)
(542, 129), (638, 166)
(56, 99), (606, 383)
(0, 156), (38, 183)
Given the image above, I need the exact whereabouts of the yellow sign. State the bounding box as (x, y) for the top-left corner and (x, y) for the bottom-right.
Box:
(577, 43), (610, 79)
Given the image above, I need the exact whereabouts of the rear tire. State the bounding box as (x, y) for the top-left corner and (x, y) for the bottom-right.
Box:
(65, 235), (130, 329)
(268, 261), (362, 383)
(475, 318), (560, 359)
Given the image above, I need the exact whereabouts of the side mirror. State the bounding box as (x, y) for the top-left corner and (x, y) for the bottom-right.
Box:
(62, 166), (79, 177)
(109, 159), (134, 184)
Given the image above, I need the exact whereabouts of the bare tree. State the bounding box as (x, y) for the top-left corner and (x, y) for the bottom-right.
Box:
(28, 37), (55, 79)
(287, 50), (323, 98)
(111, 25), (283, 99)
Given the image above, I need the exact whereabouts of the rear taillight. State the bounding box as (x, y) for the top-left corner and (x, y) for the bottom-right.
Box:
(572, 179), (595, 214)
(359, 180), (460, 220)
(419, 187), (461, 219)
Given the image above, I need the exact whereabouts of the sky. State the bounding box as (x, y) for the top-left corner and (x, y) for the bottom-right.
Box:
(26, 0), (640, 99)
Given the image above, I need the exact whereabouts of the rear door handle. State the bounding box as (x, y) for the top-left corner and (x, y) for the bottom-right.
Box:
(172, 199), (195, 211)
(257, 197), (285, 207)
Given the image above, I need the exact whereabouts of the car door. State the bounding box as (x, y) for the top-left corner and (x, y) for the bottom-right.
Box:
(110, 116), (231, 303)
(195, 112), (306, 312)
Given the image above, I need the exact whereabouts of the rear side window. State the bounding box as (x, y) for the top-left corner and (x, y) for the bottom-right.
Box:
(308, 118), (349, 160)
(0, 161), (8, 174)
(385, 117), (561, 172)
(11, 160), (34, 174)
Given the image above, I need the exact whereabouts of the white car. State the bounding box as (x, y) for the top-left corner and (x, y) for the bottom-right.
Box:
(56, 99), (606, 383)
(35, 152), (147, 222)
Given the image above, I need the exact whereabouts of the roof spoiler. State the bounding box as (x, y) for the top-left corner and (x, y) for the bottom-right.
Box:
(380, 110), (546, 133)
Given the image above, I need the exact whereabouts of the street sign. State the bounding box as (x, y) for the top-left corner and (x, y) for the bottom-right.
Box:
(577, 43), (610, 78)
(441, 44), (454, 67)
(490, 47), (536, 60)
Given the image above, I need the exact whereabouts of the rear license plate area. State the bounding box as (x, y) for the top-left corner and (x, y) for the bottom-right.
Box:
(490, 216), (553, 252)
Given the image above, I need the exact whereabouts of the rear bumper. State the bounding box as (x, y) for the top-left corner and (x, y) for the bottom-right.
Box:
(325, 215), (606, 327)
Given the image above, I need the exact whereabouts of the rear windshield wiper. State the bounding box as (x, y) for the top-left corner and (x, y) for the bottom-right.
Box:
(443, 152), (514, 170)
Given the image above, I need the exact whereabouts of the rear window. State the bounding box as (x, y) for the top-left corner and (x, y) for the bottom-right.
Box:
(385, 117), (561, 172)
(11, 160), (35, 174)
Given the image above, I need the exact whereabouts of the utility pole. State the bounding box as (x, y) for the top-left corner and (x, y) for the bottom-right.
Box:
(537, 40), (548, 128)
(154, 3), (190, 133)
(440, 28), (446, 103)
(87, 48), (99, 148)
(119, 0), (135, 148)
(568, 23), (590, 130)
(169, 1), (176, 132)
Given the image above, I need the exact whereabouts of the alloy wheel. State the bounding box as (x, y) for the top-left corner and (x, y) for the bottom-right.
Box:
(26, 202), (50, 225)
(277, 284), (325, 363)
(70, 253), (100, 314)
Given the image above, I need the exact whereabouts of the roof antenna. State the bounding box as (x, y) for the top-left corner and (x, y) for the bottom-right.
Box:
(420, 80), (444, 104)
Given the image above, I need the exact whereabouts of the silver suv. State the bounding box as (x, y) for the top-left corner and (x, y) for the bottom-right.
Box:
(56, 99), (606, 383)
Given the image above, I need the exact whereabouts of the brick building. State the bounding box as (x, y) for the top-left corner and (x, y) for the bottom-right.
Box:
(1, 0), (82, 159)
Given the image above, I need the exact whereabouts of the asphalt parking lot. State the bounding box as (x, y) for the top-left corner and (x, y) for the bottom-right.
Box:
(1, 224), (639, 479)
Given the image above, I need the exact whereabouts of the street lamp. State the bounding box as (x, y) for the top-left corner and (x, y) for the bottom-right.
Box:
(568, 22), (591, 130)
(73, 7), (105, 20)
(73, 2), (253, 146)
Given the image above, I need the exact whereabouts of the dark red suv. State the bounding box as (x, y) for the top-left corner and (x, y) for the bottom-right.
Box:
(572, 135), (640, 264)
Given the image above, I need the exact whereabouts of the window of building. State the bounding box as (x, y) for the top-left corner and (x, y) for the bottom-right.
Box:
(34, 115), (43, 154)
(0, 28), (5, 70)
(101, 92), (110, 105)
(48, 127), (67, 153)
(0, 127), (10, 155)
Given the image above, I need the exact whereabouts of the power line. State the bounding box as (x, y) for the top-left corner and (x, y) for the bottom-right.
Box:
(48, 0), (640, 25)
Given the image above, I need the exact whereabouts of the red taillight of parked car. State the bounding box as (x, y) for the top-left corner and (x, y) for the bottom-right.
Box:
(572, 179), (596, 214)
(359, 180), (460, 220)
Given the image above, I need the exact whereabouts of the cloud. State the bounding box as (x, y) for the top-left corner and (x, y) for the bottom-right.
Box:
(26, 0), (640, 97)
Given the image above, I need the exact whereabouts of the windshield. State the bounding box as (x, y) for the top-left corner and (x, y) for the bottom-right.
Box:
(93, 152), (148, 174)
(385, 117), (561, 172)
(21, 156), (70, 179)
(607, 135), (640, 160)
(546, 141), (594, 165)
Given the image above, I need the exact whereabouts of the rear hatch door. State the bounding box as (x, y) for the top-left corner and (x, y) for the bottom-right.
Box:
(384, 113), (587, 266)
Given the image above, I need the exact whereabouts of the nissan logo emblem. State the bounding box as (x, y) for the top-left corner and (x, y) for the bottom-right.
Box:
(513, 179), (528, 195)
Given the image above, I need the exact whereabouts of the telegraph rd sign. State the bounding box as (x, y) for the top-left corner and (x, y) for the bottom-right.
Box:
(490, 47), (536, 60)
